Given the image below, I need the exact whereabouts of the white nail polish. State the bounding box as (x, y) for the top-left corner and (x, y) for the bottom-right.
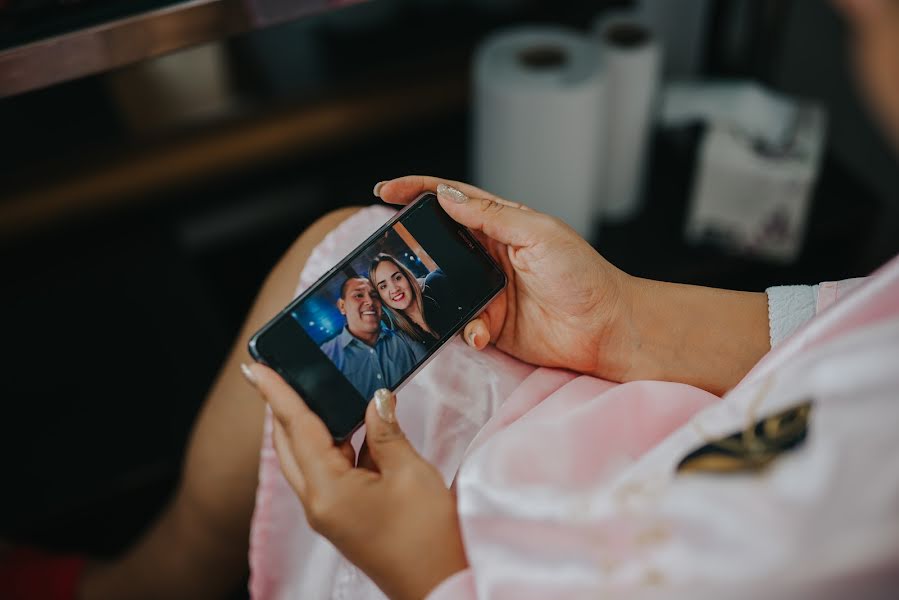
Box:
(467, 330), (478, 347)
(373, 388), (396, 423)
(437, 183), (468, 204)
(373, 181), (386, 198)
(240, 363), (259, 387)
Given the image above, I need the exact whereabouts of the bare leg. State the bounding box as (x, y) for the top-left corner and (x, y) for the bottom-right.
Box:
(78, 207), (362, 600)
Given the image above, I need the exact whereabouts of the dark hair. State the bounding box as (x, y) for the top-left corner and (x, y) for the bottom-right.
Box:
(368, 253), (437, 342)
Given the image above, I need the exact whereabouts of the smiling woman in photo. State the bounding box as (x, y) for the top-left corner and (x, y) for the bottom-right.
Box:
(369, 253), (442, 349)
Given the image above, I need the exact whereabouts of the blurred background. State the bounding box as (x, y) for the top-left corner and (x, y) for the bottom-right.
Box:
(1, 0), (897, 581)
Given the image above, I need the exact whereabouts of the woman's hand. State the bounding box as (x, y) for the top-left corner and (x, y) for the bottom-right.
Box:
(375, 176), (770, 394)
(242, 363), (467, 600)
(377, 176), (635, 382)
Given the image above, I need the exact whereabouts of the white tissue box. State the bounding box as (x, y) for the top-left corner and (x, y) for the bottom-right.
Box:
(684, 104), (827, 262)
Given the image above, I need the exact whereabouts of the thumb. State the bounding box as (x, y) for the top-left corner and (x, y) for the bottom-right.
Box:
(435, 183), (552, 248)
(364, 389), (417, 473)
(462, 316), (491, 350)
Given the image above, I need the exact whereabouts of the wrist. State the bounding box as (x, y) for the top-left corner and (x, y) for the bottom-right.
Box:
(378, 505), (468, 600)
(623, 277), (682, 383)
(589, 270), (643, 383)
(389, 555), (468, 600)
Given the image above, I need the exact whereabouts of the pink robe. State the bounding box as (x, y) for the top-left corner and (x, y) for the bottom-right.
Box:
(249, 205), (899, 599)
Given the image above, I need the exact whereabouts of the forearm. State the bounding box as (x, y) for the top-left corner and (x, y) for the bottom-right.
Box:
(620, 277), (770, 395)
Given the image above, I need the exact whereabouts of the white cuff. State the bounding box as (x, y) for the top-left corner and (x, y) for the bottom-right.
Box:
(766, 284), (819, 347)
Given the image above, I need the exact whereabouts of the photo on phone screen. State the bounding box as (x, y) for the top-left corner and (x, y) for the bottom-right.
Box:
(249, 193), (505, 439)
(292, 216), (461, 401)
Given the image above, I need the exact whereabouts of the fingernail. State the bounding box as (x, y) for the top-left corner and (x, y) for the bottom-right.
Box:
(373, 181), (386, 198)
(467, 330), (478, 347)
(240, 363), (259, 388)
(373, 388), (396, 424)
(437, 183), (468, 204)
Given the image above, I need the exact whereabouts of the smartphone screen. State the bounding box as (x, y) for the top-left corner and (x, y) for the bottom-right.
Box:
(249, 193), (506, 440)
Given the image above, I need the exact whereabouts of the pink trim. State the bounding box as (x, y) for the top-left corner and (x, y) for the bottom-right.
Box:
(248, 409), (277, 598)
(816, 281), (839, 314)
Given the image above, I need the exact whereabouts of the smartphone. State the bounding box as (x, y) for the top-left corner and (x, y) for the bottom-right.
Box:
(248, 193), (506, 440)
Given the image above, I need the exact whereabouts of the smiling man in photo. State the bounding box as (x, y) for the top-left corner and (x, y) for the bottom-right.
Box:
(319, 277), (425, 400)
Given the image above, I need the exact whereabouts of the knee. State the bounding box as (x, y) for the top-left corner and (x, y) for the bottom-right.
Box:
(302, 206), (365, 245)
(267, 206), (365, 288)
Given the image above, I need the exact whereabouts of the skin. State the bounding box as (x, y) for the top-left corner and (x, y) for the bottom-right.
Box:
(373, 261), (432, 333)
(68, 2), (899, 599)
(338, 278), (383, 346)
(835, 0), (899, 150)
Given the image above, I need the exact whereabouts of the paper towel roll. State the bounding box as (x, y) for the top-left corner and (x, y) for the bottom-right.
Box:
(593, 15), (662, 222)
(472, 27), (606, 239)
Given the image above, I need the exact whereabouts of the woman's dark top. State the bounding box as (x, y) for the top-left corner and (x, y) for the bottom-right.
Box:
(421, 269), (462, 341)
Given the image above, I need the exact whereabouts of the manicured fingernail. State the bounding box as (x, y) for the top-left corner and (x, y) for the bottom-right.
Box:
(373, 181), (386, 198)
(373, 388), (396, 424)
(240, 363), (259, 388)
(437, 183), (468, 204)
(467, 330), (478, 347)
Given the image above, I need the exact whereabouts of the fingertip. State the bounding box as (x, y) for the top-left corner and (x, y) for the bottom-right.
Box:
(241, 362), (260, 388)
(373, 176), (417, 205)
(373, 388), (397, 424)
(463, 321), (477, 348)
(436, 182), (469, 204)
(463, 319), (490, 350)
(474, 325), (490, 350)
(364, 390), (405, 441)
(249, 363), (279, 393)
(373, 178), (400, 204)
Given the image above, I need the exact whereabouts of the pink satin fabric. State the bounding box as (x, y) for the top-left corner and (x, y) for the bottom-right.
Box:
(434, 260), (899, 599)
(249, 205), (899, 599)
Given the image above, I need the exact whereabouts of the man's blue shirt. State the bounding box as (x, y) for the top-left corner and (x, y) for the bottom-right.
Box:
(319, 325), (427, 400)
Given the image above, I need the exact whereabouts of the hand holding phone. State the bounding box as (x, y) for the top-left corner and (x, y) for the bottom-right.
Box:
(249, 193), (506, 440)
(244, 363), (468, 600)
(377, 178), (633, 384)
